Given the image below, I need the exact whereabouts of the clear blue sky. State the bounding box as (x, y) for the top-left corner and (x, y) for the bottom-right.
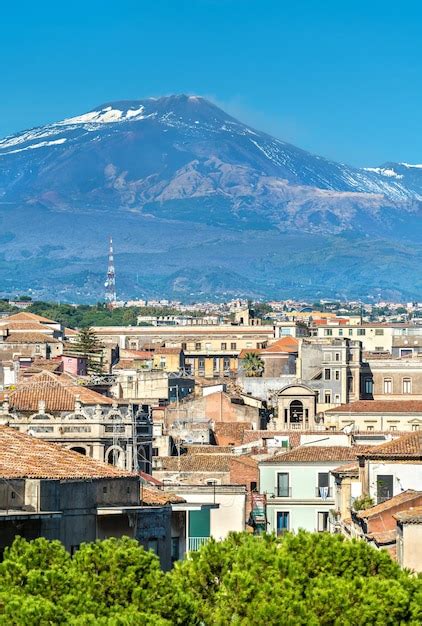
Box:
(1, 0), (421, 166)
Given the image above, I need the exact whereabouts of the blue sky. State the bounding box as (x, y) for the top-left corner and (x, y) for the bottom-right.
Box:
(1, 0), (421, 166)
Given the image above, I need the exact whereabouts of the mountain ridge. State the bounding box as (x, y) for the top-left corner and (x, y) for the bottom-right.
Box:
(0, 94), (421, 301)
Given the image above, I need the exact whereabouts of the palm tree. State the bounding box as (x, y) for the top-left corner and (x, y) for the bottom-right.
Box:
(241, 352), (264, 377)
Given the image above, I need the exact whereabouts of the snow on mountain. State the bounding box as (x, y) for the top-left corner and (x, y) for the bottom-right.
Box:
(0, 94), (421, 300)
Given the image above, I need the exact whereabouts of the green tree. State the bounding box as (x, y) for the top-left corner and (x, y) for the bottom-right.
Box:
(71, 327), (104, 373)
(241, 352), (264, 377)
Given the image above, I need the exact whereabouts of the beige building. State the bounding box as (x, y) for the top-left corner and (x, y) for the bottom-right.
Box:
(361, 357), (422, 400)
(325, 400), (422, 432)
(395, 507), (422, 572)
(274, 383), (319, 430)
(93, 325), (274, 378)
(309, 323), (397, 353)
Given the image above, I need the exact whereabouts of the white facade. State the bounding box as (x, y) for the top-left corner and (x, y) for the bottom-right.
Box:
(366, 460), (422, 502)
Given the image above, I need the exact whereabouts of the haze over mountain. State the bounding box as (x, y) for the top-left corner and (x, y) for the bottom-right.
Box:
(0, 94), (421, 302)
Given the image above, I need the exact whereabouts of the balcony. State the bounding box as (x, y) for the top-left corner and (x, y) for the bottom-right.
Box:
(188, 536), (210, 551)
(315, 487), (333, 499)
(276, 487), (292, 498)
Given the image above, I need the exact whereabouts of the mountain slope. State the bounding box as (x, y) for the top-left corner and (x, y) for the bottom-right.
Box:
(0, 95), (421, 301)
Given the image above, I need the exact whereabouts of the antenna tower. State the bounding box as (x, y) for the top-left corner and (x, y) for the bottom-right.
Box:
(105, 236), (117, 305)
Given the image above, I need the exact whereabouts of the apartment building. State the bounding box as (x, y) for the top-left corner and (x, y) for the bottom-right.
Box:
(325, 400), (422, 432)
(361, 356), (422, 400)
(309, 322), (397, 353)
(93, 325), (274, 377)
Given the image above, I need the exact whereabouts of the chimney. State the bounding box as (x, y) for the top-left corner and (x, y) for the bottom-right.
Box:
(38, 399), (46, 415)
(74, 394), (81, 413)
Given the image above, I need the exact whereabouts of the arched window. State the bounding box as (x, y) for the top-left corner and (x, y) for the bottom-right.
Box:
(289, 400), (304, 423)
(69, 446), (87, 456)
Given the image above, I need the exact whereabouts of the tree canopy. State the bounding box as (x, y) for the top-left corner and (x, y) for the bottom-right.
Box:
(0, 532), (420, 624)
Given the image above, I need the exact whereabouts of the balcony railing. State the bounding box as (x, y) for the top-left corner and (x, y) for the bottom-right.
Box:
(276, 487), (292, 498)
(315, 487), (333, 499)
(188, 536), (210, 551)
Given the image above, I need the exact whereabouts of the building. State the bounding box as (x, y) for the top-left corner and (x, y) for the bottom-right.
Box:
(395, 506), (422, 572)
(325, 400), (422, 432)
(93, 324), (274, 377)
(259, 446), (359, 534)
(112, 366), (194, 404)
(0, 425), (141, 556)
(0, 370), (152, 472)
(361, 356), (422, 401)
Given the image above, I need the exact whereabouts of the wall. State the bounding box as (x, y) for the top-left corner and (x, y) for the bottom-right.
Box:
(400, 524), (422, 572)
(367, 461), (422, 500)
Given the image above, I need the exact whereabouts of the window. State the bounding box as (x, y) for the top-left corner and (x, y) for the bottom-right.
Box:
(223, 356), (230, 370)
(147, 539), (159, 555)
(181, 342), (187, 350)
(334, 394), (340, 403)
(317, 511), (329, 532)
(366, 425), (374, 431)
(338, 329), (343, 336)
(205, 342), (211, 351)
(35, 344), (41, 353)
(375, 329), (384, 335)
(357, 329), (366, 336)
(171, 537), (180, 562)
(276, 511), (289, 535)
(383, 378), (392, 394)
(221, 342), (227, 350)
(152, 447), (159, 457)
(277, 473), (290, 497)
(335, 353), (340, 362)
(364, 378), (373, 394)
(324, 329), (333, 336)
(317, 473), (330, 498)
(195, 342), (201, 350)
(250, 481), (257, 492)
(411, 424), (420, 431)
(348, 329), (353, 336)
(400, 349), (413, 358)
(324, 368), (331, 380)
(335, 370), (340, 381)
(324, 391), (332, 404)
(403, 378), (412, 394)
(376, 475), (393, 504)
(389, 425), (397, 431)
(230, 342), (237, 350)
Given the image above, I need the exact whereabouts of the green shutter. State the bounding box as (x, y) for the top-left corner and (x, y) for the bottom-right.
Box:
(189, 509), (210, 537)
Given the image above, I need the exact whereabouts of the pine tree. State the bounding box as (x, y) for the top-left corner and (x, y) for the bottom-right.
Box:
(72, 327), (104, 374)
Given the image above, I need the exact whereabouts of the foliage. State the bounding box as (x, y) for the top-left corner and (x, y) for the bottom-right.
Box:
(71, 327), (104, 373)
(353, 494), (375, 511)
(241, 352), (264, 377)
(0, 532), (420, 625)
(26, 302), (206, 329)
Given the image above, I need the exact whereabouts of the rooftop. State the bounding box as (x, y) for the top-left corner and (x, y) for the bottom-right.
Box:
(5, 312), (57, 324)
(357, 432), (422, 459)
(0, 426), (134, 479)
(260, 445), (361, 464)
(357, 490), (422, 519)
(394, 505), (422, 524)
(326, 400), (422, 414)
(4, 332), (60, 344)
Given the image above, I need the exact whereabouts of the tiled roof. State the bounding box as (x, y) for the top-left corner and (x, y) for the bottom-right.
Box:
(140, 485), (185, 506)
(155, 348), (182, 355)
(5, 312), (57, 323)
(394, 506), (422, 523)
(0, 426), (134, 479)
(113, 359), (140, 370)
(3, 371), (113, 412)
(367, 530), (397, 545)
(357, 490), (422, 519)
(158, 453), (255, 473)
(326, 400), (422, 414)
(357, 432), (422, 459)
(260, 445), (360, 464)
(213, 421), (251, 446)
(331, 462), (359, 476)
(262, 337), (299, 353)
(0, 321), (53, 331)
(4, 332), (60, 344)
(185, 445), (234, 454)
(120, 349), (154, 359)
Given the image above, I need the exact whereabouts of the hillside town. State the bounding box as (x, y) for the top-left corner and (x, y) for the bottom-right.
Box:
(0, 298), (420, 572)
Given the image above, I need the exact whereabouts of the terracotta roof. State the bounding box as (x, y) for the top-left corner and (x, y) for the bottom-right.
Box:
(260, 445), (360, 464)
(357, 490), (422, 519)
(185, 445), (234, 455)
(394, 506), (422, 523)
(120, 349), (154, 359)
(239, 348), (262, 359)
(262, 336), (299, 353)
(139, 471), (163, 486)
(64, 327), (78, 336)
(0, 321), (54, 331)
(154, 348), (182, 355)
(113, 359), (141, 370)
(4, 332), (60, 344)
(5, 312), (57, 323)
(3, 371), (113, 412)
(213, 421), (251, 446)
(158, 453), (254, 473)
(367, 530), (397, 545)
(0, 426), (134, 479)
(357, 432), (422, 459)
(140, 485), (185, 506)
(331, 462), (359, 476)
(326, 400), (422, 414)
